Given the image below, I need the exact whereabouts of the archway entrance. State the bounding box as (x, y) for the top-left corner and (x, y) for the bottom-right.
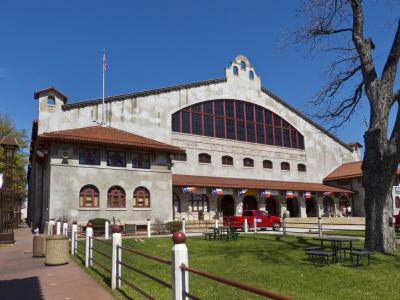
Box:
(221, 195), (235, 217)
(323, 196), (335, 217)
(306, 198), (318, 217)
(243, 196), (258, 211)
(266, 197), (278, 216)
(286, 197), (300, 217)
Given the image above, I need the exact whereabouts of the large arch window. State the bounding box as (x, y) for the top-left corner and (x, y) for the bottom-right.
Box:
(298, 163), (307, 172)
(79, 185), (99, 208)
(133, 187), (150, 208)
(222, 155), (233, 166)
(281, 162), (290, 171)
(107, 186), (126, 208)
(199, 153), (211, 164)
(171, 100), (305, 150)
(243, 158), (254, 167)
(263, 160), (273, 169)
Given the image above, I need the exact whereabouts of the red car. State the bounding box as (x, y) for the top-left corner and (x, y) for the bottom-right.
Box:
(395, 213), (400, 230)
(223, 210), (282, 231)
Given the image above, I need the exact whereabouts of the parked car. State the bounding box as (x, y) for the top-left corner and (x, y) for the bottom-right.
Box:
(223, 210), (282, 231)
(395, 213), (400, 230)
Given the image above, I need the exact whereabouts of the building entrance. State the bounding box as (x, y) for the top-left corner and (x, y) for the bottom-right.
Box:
(266, 198), (278, 216)
(306, 198), (318, 217)
(286, 197), (300, 217)
(220, 195), (235, 217)
(243, 196), (258, 211)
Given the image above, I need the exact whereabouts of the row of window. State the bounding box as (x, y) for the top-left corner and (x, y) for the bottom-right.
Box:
(173, 153), (307, 172)
(79, 148), (151, 169)
(79, 185), (151, 208)
(172, 99), (305, 150)
(233, 65), (254, 79)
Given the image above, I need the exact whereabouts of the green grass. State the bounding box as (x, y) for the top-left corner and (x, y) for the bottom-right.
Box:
(73, 234), (400, 300)
(323, 229), (400, 239)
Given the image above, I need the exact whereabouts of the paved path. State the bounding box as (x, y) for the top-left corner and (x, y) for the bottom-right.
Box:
(0, 227), (115, 300)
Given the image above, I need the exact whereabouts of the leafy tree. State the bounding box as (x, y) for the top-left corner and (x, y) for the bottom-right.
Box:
(0, 113), (28, 205)
(291, 0), (399, 253)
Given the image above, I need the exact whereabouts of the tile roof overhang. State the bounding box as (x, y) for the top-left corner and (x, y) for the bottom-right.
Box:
(172, 174), (355, 194)
(34, 87), (68, 103)
(37, 125), (185, 154)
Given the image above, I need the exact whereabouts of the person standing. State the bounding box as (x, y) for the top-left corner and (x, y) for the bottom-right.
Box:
(346, 205), (352, 217)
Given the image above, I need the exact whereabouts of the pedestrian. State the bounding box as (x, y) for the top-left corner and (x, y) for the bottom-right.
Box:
(346, 205), (352, 217)
(342, 206), (347, 217)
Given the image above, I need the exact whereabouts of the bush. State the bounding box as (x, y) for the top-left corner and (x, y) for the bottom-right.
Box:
(166, 221), (182, 233)
(88, 218), (110, 226)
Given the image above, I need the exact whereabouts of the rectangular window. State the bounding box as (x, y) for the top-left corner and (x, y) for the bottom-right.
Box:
(191, 194), (209, 212)
(107, 150), (126, 167)
(236, 121), (245, 141)
(274, 115), (282, 127)
(256, 124), (265, 144)
(79, 148), (100, 165)
(256, 107), (263, 123)
(265, 111), (272, 125)
(298, 134), (305, 149)
(192, 113), (202, 135)
(266, 127), (274, 145)
(246, 122), (255, 143)
(245, 103), (254, 121)
(236, 102), (244, 119)
(182, 111), (190, 133)
(215, 117), (225, 138)
(214, 101), (224, 116)
(274, 127), (282, 146)
(191, 103), (201, 112)
(225, 100), (234, 118)
(204, 115), (213, 137)
(226, 119), (235, 139)
(172, 113), (180, 132)
(291, 129), (298, 148)
(283, 129), (291, 147)
(132, 152), (150, 169)
(203, 102), (212, 114)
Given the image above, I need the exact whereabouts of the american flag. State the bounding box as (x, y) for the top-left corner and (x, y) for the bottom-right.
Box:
(103, 50), (107, 72)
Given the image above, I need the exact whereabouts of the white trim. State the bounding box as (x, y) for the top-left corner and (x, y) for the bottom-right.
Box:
(132, 208), (152, 211)
(106, 208), (127, 211)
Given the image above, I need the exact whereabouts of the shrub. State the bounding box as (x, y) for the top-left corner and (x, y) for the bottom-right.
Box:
(166, 221), (182, 233)
(88, 218), (110, 226)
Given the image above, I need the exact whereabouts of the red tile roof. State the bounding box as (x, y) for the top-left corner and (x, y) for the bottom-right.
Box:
(324, 161), (400, 181)
(172, 174), (354, 193)
(38, 126), (184, 154)
(0, 136), (18, 147)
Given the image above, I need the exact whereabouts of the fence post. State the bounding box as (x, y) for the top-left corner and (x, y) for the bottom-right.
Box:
(71, 221), (78, 255)
(105, 221), (109, 240)
(147, 219), (151, 238)
(318, 217), (322, 238)
(85, 224), (93, 267)
(283, 217), (287, 236)
(181, 218), (186, 234)
(112, 225), (122, 290)
(172, 232), (189, 300)
(244, 218), (248, 233)
(63, 222), (68, 236)
(49, 220), (55, 235)
(215, 219), (219, 229)
(254, 217), (257, 233)
(56, 221), (61, 235)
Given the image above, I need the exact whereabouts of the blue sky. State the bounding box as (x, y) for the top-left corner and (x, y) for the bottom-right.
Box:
(0, 0), (398, 150)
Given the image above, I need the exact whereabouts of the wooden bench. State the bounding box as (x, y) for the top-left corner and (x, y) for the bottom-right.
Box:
(306, 250), (335, 265)
(305, 246), (322, 251)
(227, 231), (240, 240)
(350, 250), (375, 266)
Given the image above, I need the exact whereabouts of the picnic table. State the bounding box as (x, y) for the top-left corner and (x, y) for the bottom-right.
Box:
(313, 236), (360, 263)
(204, 226), (239, 241)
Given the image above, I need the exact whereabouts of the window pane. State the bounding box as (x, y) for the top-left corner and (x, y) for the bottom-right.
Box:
(204, 115), (213, 137)
(225, 100), (234, 117)
(274, 115), (282, 127)
(298, 134), (305, 149)
(283, 129), (291, 147)
(274, 127), (282, 146)
(214, 101), (224, 116)
(172, 113), (180, 132)
(256, 124), (265, 144)
(266, 127), (274, 145)
(107, 150), (126, 167)
(79, 148), (100, 165)
(203, 102), (212, 114)
(192, 113), (202, 135)
(182, 111), (190, 133)
(246, 122), (255, 143)
(132, 153), (150, 169)
(191, 103), (201, 112)
(265, 111), (272, 125)
(215, 117), (225, 138)
(256, 107), (263, 123)
(236, 121), (245, 141)
(236, 102), (244, 119)
(291, 129), (298, 148)
(246, 103), (254, 121)
(226, 119), (235, 139)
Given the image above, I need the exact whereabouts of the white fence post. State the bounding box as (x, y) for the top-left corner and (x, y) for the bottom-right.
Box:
(318, 217), (323, 238)
(105, 221), (109, 240)
(85, 225), (93, 267)
(63, 222), (68, 236)
(49, 220), (55, 235)
(71, 221), (78, 255)
(254, 217), (257, 233)
(182, 218), (186, 234)
(56, 221), (61, 235)
(112, 227), (122, 290)
(147, 219), (151, 238)
(172, 232), (189, 300)
(215, 219), (219, 229)
(244, 218), (248, 233)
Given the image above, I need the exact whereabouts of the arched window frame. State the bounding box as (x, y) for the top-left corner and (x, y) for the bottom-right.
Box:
(79, 185), (100, 208)
(233, 66), (239, 76)
(249, 70), (254, 80)
(298, 163), (307, 172)
(240, 61), (246, 70)
(243, 158), (254, 167)
(198, 153), (211, 164)
(222, 155), (233, 166)
(263, 160), (273, 169)
(47, 95), (56, 105)
(281, 162), (290, 171)
(107, 186), (126, 208)
(133, 187), (151, 208)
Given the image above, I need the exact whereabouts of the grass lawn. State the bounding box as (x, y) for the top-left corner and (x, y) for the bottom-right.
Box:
(73, 234), (400, 300)
(323, 229), (400, 239)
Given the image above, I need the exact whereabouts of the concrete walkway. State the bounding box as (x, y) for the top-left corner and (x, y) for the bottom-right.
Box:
(0, 227), (114, 300)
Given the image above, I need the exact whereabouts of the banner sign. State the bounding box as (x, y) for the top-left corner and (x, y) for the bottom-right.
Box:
(212, 188), (224, 195)
(260, 190), (271, 198)
(238, 189), (248, 196)
(303, 192), (312, 199)
(286, 191), (294, 199)
(182, 187), (197, 193)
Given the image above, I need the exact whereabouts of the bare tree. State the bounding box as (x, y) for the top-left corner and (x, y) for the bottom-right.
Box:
(293, 0), (399, 253)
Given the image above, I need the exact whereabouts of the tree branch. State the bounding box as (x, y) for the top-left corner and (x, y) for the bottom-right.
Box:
(310, 28), (352, 35)
(382, 19), (400, 85)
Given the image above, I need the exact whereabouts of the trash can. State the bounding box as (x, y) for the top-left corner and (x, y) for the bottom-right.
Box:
(32, 235), (46, 258)
(45, 235), (69, 266)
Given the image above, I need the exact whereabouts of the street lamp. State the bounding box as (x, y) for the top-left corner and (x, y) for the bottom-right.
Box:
(0, 136), (18, 244)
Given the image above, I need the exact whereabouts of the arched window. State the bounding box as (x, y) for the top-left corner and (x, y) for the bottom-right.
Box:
(222, 155), (233, 166)
(263, 160), (273, 169)
(240, 61), (246, 70)
(281, 162), (290, 171)
(199, 153), (211, 164)
(249, 71), (254, 80)
(79, 185), (99, 208)
(107, 186), (126, 208)
(395, 196), (400, 208)
(171, 100), (305, 150)
(243, 158), (254, 167)
(233, 66), (239, 76)
(298, 163), (307, 172)
(133, 187), (150, 208)
(47, 96), (56, 105)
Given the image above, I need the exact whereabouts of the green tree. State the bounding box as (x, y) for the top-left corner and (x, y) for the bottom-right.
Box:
(0, 113), (29, 205)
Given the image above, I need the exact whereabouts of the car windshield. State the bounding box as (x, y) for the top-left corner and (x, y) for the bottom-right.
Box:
(243, 211), (252, 216)
(261, 212), (269, 217)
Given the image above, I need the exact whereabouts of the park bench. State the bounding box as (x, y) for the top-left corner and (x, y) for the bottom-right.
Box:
(304, 246), (322, 251)
(350, 250), (375, 266)
(305, 250), (335, 265)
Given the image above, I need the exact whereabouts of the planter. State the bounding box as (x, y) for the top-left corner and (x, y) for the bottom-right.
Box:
(45, 235), (69, 266)
(32, 235), (46, 258)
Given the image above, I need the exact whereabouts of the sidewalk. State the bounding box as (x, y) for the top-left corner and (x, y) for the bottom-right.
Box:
(0, 227), (114, 300)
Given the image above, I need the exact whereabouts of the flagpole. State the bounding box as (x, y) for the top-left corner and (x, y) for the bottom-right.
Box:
(102, 49), (106, 125)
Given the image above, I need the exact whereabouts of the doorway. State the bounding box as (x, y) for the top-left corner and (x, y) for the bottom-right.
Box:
(173, 193), (181, 220)
(286, 197), (300, 217)
(243, 196), (258, 211)
(266, 198), (278, 216)
(306, 198), (318, 217)
(221, 195), (235, 217)
(323, 196), (335, 217)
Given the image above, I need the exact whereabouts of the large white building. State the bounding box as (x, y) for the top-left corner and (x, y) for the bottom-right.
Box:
(28, 55), (362, 230)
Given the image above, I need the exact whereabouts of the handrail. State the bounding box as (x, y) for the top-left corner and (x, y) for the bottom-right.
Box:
(118, 245), (171, 265)
(180, 264), (294, 300)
